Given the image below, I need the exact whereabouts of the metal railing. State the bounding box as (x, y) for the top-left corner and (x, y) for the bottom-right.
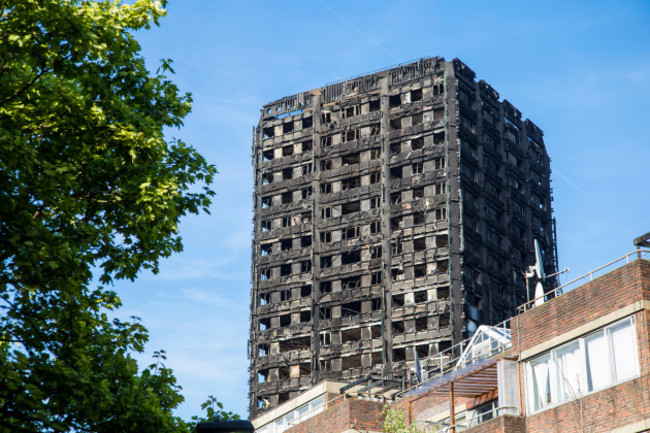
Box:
(518, 249), (650, 313)
(420, 318), (512, 380)
(416, 406), (520, 432)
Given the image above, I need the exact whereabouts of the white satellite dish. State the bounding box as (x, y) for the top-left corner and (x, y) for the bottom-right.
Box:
(532, 239), (546, 306)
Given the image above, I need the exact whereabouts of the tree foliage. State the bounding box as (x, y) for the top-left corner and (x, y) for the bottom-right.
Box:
(382, 405), (427, 433)
(0, 0), (216, 431)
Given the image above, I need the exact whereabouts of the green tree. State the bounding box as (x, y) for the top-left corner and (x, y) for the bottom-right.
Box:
(0, 0), (216, 431)
(382, 405), (427, 433)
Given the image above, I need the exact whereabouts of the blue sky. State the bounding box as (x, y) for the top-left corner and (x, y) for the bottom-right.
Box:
(113, 0), (650, 420)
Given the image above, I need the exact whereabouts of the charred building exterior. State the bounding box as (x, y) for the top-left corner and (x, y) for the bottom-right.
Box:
(249, 58), (557, 417)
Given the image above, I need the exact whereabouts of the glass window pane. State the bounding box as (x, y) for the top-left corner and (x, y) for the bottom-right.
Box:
(528, 354), (551, 412)
(610, 318), (639, 382)
(585, 330), (611, 391)
(554, 341), (583, 402)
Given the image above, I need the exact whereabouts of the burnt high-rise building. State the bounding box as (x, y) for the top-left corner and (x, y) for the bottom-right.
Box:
(249, 57), (557, 417)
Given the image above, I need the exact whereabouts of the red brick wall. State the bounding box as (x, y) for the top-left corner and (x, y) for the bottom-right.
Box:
(525, 375), (649, 433)
(284, 398), (384, 433)
(512, 259), (649, 354)
(463, 415), (525, 433)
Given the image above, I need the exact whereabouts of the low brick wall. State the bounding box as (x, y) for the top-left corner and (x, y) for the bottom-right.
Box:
(285, 398), (384, 433)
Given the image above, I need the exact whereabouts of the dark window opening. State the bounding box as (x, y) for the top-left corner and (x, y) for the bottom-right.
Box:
(412, 162), (424, 174)
(320, 281), (332, 293)
(342, 201), (360, 215)
(392, 294), (405, 307)
(262, 173), (273, 185)
(258, 343), (269, 356)
(371, 298), (381, 311)
(369, 172), (380, 184)
(371, 246), (382, 259)
(261, 196), (272, 208)
(389, 94), (401, 107)
(321, 159), (332, 171)
(342, 301), (361, 317)
(282, 167), (293, 180)
(259, 293), (270, 305)
(282, 145), (293, 157)
(321, 135), (332, 147)
(391, 267), (405, 281)
(301, 235), (311, 247)
(262, 149), (274, 161)
(370, 148), (381, 159)
(416, 344), (429, 358)
(278, 393), (290, 404)
(320, 183), (331, 194)
(280, 289), (291, 302)
(370, 221), (380, 234)
(282, 216), (291, 227)
(436, 236), (448, 248)
(341, 250), (361, 265)
(301, 187), (311, 199)
(300, 310), (311, 323)
(342, 226), (360, 239)
(438, 260), (449, 273)
(393, 348), (406, 362)
(342, 153), (360, 166)
(320, 307), (331, 319)
(302, 116), (312, 129)
(342, 328), (361, 343)
(279, 336), (310, 353)
(413, 213), (424, 225)
(416, 317), (428, 332)
(320, 231), (332, 243)
(414, 263), (426, 278)
(414, 290), (427, 303)
(390, 118), (401, 131)
(280, 314), (291, 327)
(414, 237), (426, 251)
(413, 187), (424, 199)
(341, 276), (360, 290)
(283, 122), (294, 134)
(320, 256), (333, 269)
(391, 192), (401, 204)
(302, 140), (313, 152)
(412, 112), (423, 126)
(320, 332), (331, 346)
(321, 207), (332, 219)
(302, 164), (312, 175)
(263, 126), (274, 138)
(434, 132), (445, 145)
(411, 137), (424, 150)
(321, 112), (331, 123)
(260, 268), (271, 280)
(369, 99), (380, 112)
(259, 317), (270, 331)
(281, 192), (292, 204)
(280, 264), (291, 276)
(390, 142), (401, 155)
(301, 260), (311, 273)
(281, 239), (292, 251)
(260, 243), (272, 256)
(411, 88), (423, 102)
(437, 286), (450, 300)
(391, 217), (402, 231)
(392, 242), (403, 255)
(342, 176), (360, 190)
(390, 166), (402, 179)
(371, 272), (382, 285)
(301, 284), (312, 298)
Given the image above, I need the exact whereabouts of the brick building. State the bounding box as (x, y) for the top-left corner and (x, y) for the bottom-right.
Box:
(249, 57), (557, 416)
(253, 250), (650, 433)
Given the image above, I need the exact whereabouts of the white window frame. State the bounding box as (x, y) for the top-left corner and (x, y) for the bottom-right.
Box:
(525, 316), (639, 414)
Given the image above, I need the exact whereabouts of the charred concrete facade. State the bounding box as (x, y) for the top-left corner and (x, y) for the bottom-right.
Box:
(249, 58), (556, 417)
